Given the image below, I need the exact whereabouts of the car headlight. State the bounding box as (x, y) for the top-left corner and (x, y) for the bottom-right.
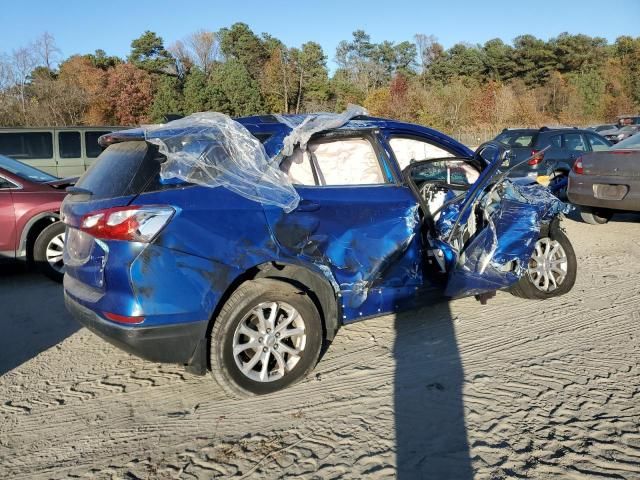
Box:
(617, 133), (624, 139)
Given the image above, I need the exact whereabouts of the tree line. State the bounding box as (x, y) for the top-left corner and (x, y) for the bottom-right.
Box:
(0, 25), (638, 133)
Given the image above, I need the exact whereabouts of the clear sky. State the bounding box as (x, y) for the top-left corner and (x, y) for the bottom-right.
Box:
(1, 0), (639, 69)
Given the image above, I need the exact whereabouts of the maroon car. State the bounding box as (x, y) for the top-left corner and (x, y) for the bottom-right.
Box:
(0, 154), (74, 281)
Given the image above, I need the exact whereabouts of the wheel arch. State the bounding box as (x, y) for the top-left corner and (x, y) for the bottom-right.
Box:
(18, 211), (60, 260)
(187, 260), (341, 376)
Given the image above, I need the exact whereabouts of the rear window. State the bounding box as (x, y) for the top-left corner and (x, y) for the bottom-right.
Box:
(74, 141), (163, 200)
(495, 131), (535, 148)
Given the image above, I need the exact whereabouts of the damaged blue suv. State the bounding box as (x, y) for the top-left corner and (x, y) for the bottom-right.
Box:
(63, 110), (576, 397)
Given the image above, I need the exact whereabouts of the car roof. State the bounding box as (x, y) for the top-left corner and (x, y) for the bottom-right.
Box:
(100, 114), (473, 157)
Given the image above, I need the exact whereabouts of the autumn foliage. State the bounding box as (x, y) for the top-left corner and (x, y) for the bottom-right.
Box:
(0, 28), (639, 136)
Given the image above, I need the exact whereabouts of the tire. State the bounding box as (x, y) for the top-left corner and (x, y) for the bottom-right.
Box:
(33, 222), (66, 283)
(579, 206), (613, 225)
(549, 171), (568, 201)
(209, 278), (323, 398)
(510, 227), (576, 300)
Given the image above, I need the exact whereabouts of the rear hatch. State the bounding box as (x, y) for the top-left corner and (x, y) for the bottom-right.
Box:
(580, 150), (640, 178)
(62, 141), (165, 290)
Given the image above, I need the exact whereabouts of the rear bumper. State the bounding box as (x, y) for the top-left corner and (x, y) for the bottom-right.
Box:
(568, 173), (640, 212)
(64, 293), (207, 365)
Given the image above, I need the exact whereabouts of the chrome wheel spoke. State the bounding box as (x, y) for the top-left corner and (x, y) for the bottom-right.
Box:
(277, 342), (302, 357)
(271, 348), (287, 376)
(238, 324), (259, 341)
(259, 350), (271, 381)
(241, 350), (262, 373)
(279, 327), (305, 339)
(233, 341), (259, 356)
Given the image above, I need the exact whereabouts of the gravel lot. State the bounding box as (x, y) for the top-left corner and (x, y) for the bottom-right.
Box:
(2, 212), (640, 479)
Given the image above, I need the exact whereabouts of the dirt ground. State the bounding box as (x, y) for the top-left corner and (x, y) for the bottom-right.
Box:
(1, 212), (640, 479)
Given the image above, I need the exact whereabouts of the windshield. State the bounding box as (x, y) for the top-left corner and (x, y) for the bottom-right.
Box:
(0, 154), (57, 182)
(618, 126), (637, 133)
(614, 133), (640, 150)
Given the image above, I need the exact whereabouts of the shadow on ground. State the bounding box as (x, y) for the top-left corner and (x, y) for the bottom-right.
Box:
(394, 300), (473, 479)
(0, 262), (76, 376)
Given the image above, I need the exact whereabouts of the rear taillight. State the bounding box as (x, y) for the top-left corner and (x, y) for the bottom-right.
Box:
(528, 150), (544, 165)
(573, 156), (584, 175)
(80, 206), (174, 242)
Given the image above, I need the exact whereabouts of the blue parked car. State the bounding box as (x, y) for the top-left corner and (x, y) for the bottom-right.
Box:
(63, 111), (576, 397)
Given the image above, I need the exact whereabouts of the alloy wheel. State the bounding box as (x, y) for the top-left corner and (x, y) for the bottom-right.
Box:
(527, 237), (568, 292)
(232, 301), (307, 382)
(45, 233), (65, 274)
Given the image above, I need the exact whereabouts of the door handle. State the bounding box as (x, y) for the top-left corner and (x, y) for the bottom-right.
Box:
(295, 200), (320, 212)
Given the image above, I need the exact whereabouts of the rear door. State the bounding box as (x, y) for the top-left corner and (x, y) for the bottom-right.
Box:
(556, 132), (589, 170)
(0, 175), (17, 255)
(264, 131), (426, 320)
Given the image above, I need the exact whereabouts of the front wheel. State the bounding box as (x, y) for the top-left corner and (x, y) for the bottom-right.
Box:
(510, 228), (576, 299)
(209, 278), (323, 398)
(33, 222), (66, 283)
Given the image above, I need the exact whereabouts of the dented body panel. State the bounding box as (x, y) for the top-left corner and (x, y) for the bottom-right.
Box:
(63, 114), (569, 369)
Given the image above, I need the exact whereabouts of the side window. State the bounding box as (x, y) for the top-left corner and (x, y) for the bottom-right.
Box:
(280, 148), (316, 185)
(281, 138), (386, 186)
(311, 138), (385, 186)
(389, 137), (453, 170)
(0, 176), (16, 189)
(59, 131), (81, 158)
(587, 134), (610, 152)
(548, 135), (562, 148)
(0, 132), (53, 159)
(85, 131), (110, 158)
(562, 133), (587, 152)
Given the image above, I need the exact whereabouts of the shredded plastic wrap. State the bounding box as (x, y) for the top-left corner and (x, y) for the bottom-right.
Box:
(145, 112), (300, 212)
(275, 104), (368, 159)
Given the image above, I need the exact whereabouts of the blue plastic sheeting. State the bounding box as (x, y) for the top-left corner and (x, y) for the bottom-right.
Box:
(438, 181), (569, 298)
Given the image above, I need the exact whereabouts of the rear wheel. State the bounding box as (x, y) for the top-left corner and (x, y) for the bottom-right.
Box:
(33, 222), (66, 283)
(209, 278), (323, 398)
(579, 206), (613, 225)
(510, 228), (576, 299)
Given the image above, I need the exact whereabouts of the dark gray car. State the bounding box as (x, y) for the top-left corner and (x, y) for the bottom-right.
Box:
(494, 127), (611, 198)
(568, 133), (640, 224)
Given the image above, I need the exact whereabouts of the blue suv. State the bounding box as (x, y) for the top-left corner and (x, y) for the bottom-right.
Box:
(63, 112), (576, 397)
